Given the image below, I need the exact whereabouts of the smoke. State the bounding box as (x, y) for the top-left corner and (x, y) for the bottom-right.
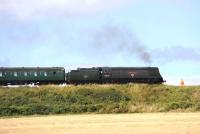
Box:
(90, 25), (152, 65)
(152, 46), (200, 63)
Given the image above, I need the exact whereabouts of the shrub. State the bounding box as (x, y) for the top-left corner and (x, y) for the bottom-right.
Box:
(0, 84), (200, 116)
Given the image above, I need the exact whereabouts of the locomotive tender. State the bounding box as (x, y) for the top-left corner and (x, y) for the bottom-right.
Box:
(0, 67), (164, 85)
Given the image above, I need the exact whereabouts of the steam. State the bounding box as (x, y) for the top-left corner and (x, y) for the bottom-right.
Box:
(91, 25), (152, 65)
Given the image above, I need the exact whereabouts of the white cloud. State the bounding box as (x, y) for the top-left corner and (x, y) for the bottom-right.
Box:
(0, 0), (189, 21)
(0, 0), (133, 20)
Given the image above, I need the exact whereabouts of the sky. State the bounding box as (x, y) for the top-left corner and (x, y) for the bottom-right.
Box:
(0, 0), (200, 85)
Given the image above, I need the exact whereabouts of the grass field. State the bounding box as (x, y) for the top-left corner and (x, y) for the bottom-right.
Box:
(0, 84), (200, 116)
(1, 113), (200, 134)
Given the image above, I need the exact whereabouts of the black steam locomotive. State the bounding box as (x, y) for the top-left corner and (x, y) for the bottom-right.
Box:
(0, 67), (165, 85)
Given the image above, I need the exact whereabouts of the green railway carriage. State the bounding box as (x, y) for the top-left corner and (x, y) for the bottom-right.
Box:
(0, 67), (65, 85)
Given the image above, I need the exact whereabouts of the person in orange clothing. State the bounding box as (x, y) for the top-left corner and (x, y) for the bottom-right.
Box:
(180, 79), (184, 86)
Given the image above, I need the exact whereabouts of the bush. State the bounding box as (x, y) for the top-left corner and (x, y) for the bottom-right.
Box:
(0, 84), (200, 116)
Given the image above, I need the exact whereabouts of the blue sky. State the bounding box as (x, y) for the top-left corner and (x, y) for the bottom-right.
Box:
(0, 0), (200, 85)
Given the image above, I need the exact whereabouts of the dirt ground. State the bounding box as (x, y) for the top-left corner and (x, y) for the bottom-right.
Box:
(0, 113), (200, 134)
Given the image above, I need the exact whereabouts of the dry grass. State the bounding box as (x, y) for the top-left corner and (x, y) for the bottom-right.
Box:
(1, 113), (200, 134)
(1, 84), (200, 116)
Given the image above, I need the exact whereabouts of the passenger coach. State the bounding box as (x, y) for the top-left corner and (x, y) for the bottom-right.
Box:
(0, 67), (65, 85)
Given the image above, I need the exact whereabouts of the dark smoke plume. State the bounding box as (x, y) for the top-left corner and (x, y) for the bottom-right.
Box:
(91, 25), (152, 65)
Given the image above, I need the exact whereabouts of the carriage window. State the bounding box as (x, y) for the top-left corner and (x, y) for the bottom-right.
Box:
(44, 72), (47, 77)
(34, 72), (38, 77)
(14, 72), (17, 77)
(0, 72), (2, 77)
(24, 72), (27, 76)
(53, 71), (56, 75)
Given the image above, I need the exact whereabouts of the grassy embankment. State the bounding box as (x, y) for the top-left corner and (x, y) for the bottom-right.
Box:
(0, 84), (200, 116)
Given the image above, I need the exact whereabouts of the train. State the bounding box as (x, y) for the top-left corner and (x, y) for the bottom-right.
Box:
(0, 67), (165, 85)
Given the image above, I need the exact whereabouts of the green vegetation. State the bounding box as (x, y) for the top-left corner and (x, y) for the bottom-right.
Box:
(0, 84), (200, 116)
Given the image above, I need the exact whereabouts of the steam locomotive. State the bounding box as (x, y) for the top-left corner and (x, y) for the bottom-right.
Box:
(0, 67), (165, 85)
